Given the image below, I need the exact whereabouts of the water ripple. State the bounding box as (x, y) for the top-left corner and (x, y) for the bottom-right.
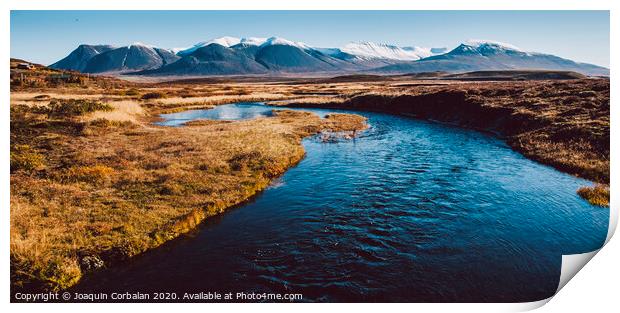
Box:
(74, 103), (609, 302)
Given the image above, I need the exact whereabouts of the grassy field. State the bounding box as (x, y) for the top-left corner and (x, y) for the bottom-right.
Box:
(10, 66), (368, 291)
(10, 63), (609, 291)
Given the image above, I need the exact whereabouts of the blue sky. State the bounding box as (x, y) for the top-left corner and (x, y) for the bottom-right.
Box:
(11, 10), (609, 67)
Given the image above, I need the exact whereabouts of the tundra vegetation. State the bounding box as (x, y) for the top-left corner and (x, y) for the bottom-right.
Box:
(10, 60), (609, 291)
(577, 185), (610, 207)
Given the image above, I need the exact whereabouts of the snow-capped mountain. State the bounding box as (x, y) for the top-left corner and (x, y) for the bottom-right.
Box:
(177, 36), (310, 55)
(51, 37), (609, 76)
(180, 37), (437, 60)
(140, 36), (349, 75)
(373, 40), (609, 76)
(50, 44), (116, 72)
(51, 43), (179, 73)
(140, 43), (267, 76)
(239, 37), (268, 46)
(259, 37), (310, 50)
(461, 40), (523, 52)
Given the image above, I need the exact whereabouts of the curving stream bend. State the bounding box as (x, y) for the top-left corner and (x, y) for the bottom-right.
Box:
(73, 102), (609, 302)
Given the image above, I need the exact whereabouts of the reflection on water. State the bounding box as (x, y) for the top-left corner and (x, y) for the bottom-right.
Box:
(155, 103), (280, 126)
(76, 103), (608, 302)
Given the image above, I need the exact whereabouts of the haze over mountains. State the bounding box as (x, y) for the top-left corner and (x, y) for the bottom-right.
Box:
(50, 36), (609, 76)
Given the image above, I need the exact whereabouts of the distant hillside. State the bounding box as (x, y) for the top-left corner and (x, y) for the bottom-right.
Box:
(136, 44), (268, 76)
(441, 70), (587, 81)
(50, 44), (115, 72)
(322, 74), (393, 83)
(373, 41), (608, 76)
(47, 37), (609, 77)
(51, 44), (179, 73)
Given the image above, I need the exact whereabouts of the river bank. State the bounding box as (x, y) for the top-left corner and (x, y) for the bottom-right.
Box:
(10, 64), (609, 293)
(10, 92), (367, 291)
(70, 103), (608, 302)
(275, 79), (610, 203)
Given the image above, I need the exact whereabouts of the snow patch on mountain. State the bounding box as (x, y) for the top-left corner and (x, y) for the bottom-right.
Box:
(175, 36), (242, 55)
(314, 47), (345, 56)
(209, 36), (242, 47)
(177, 36), (310, 55)
(128, 42), (156, 49)
(464, 40), (523, 51)
(341, 42), (434, 61)
(240, 37), (268, 46)
(259, 37), (310, 49)
(126, 43), (164, 61)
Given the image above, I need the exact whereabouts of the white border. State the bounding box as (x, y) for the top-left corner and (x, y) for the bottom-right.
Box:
(0, 0), (616, 10)
(2, 1), (617, 312)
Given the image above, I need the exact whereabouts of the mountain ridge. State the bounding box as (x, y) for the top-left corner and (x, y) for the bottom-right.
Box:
(49, 37), (609, 76)
(372, 41), (609, 76)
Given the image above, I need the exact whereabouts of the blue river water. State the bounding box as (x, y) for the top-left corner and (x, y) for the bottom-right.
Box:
(75, 102), (609, 302)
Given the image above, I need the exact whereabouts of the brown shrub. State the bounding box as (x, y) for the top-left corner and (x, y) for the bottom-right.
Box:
(141, 92), (166, 100)
(47, 99), (113, 117)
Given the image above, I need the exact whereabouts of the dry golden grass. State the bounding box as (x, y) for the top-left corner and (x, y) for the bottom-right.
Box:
(154, 93), (289, 106)
(321, 113), (369, 132)
(266, 95), (345, 106)
(11, 92), (104, 101)
(577, 185), (610, 207)
(10, 93), (367, 292)
(10, 92), (116, 107)
(139, 91), (294, 115)
(83, 100), (145, 123)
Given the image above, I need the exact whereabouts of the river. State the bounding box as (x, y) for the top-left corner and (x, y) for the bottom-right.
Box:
(73, 102), (608, 302)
